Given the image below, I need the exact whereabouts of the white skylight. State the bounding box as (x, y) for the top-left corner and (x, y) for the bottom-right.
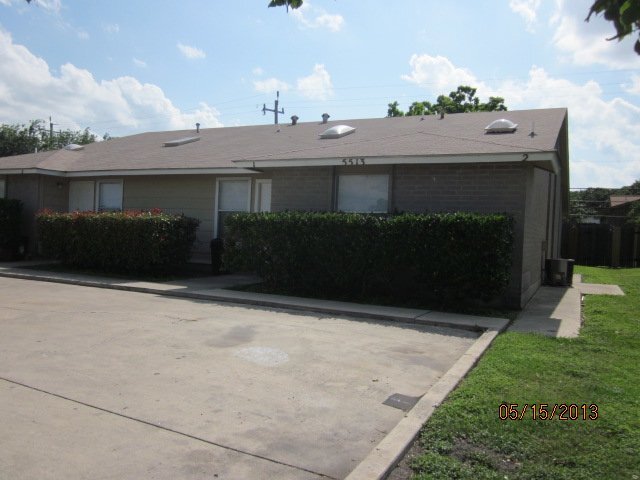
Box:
(163, 136), (201, 147)
(485, 119), (518, 134)
(64, 143), (84, 151)
(319, 124), (356, 139)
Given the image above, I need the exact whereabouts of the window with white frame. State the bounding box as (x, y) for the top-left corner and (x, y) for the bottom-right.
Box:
(0, 178), (5, 198)
(97, 180), (123, 212)
(337, 174), (389, 213)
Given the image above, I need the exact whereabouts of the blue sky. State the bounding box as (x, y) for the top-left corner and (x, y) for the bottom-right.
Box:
(0, 0), (639, 188)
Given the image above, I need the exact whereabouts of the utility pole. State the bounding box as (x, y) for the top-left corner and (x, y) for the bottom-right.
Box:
(262, 91), (285, 125)
(49, 116), (56, 149)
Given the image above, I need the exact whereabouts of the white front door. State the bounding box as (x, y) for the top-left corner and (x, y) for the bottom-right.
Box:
(215, 179), (250, 237)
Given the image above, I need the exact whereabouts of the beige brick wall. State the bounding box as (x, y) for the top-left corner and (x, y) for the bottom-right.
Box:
(123, 175), (216, 260)
(521, 167), (552, 304)
(271, 167), (333, 211)
(393, 163), (527, 307)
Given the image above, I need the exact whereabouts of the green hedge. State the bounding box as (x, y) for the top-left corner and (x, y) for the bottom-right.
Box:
(0, 198), (23, 259)
(36, 209), (200, 274)
(223, 212), (514, 304)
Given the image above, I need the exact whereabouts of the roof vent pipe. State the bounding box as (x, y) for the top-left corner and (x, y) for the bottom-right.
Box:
(322, 113), (330, 124)
(291, 115), (299, 126)
(439, 109), (445, 120)
(196, 122), (200, 133)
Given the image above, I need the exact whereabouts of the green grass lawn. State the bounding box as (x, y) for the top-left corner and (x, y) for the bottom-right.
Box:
(400, 267), (639, 480)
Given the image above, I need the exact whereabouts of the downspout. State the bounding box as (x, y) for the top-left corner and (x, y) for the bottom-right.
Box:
(331, 166), (337, 211)
(550, 174), (558, 256)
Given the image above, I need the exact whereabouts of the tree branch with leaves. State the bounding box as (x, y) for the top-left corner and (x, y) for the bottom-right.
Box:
(586, 0), (640, 55)
(387, 86), (507, 118)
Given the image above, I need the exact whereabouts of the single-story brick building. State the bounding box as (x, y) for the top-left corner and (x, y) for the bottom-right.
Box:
(0, 108), (569, 307)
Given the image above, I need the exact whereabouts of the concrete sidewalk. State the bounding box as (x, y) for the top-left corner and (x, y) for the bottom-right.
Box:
(509, 274), (624, 338)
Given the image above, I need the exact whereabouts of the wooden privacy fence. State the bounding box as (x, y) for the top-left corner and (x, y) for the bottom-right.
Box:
(562, 222), (639, 267)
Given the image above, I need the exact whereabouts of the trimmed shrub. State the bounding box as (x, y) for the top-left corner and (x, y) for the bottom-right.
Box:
(0, 198), (23, 260)
(36, 209), (199, 275)
(223, 212), (513, 304)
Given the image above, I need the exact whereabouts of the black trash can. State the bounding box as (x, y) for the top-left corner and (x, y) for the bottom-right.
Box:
(566, 259), (575, 286)
(545, 258), (571, 286)
(210, 238), (224, 275)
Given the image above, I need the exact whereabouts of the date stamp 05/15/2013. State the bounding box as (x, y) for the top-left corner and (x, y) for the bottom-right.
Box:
(498, 403), (599, 421)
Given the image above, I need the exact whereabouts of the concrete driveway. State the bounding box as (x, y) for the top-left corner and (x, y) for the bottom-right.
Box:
(0, 277), (478, 479)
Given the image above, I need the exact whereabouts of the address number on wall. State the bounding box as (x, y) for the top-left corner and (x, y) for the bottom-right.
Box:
(342, 157), (366, 166)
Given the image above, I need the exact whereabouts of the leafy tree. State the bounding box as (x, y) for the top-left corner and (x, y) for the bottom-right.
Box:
(586, 0), (640, 55)
(569, 180), (640, 223)
(0, 120), (96, 157)
(618, 179), (640, 195)
(569, 187), (616, 221)
(0, 122), (41, 157)
(387, 101), (405, 117)
(388, 86), (507, 118)
(268, 0), (303, 11)
(627, 200), (640, 224)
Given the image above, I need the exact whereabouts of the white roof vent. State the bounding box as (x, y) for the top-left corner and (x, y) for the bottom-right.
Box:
(163, 136), (200, 147)
(485, 119), (518, 134)
(64, 143), (84, 151)
(319, 124), (356, 139)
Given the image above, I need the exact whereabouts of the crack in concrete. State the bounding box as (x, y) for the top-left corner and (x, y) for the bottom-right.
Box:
(0, 376), (336, 480)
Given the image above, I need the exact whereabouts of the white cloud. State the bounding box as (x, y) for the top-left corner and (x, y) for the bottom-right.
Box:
(133, 57), (147, 68)
(296, 64), (333, 100)
(0, 29), (222, 136)
(252, 66), (264, 76)
(509, 0), (541, 31)
(291, 1), (345, 32)
(177, 42), (206, 60)
(401, 54), (489, 95)
(103, 23), (120, 34)
(253, 77), (291, 94)
(77, 30), (89, 40)
(504, 67), (640, 187)
(400, 53), (640, 187)
(625, 75), (640, 95)
(550, 0), (640, 68)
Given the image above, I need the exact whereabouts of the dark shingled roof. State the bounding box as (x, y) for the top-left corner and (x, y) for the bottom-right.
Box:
(0, 108), (567, 174)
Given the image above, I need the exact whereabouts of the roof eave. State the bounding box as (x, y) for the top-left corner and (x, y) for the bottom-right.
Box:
(0, 167), (260, 177)
(233, 151), (560, 169)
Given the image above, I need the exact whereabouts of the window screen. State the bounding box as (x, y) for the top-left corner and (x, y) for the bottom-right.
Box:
(337, 175), (389, 213)
(218, 180), (250, 211)
(98, 181), (123, 212)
